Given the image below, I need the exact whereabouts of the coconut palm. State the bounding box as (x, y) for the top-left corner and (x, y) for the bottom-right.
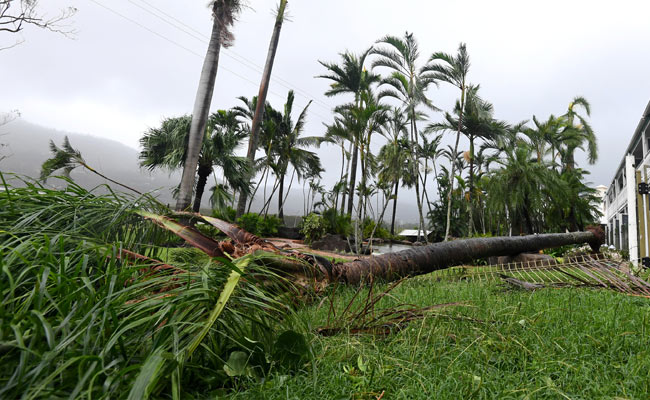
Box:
(524, 115), (563, 165)
(372, 32), (437, 242)
(271, 91), (322, 220)
(378, 107), (409, 235)
(140, 110), (249, 213)
(321, 111), (355, 212)
(558, 96), (597, 171)
(237, 0), (290, 217)
(317, 48), (379, 215)
(40, 136), (142, 195)
(177, 0), (243, 211)
(486, 142), (560, 234)
(423, 42), (470, 241)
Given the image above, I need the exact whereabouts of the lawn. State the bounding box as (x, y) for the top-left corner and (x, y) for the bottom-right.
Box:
(227, 277), (650, 399)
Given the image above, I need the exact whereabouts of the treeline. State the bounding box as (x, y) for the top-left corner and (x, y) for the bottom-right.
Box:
(137, 31), (600, 244)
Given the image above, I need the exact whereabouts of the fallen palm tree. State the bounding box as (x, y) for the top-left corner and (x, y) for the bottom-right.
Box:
(163, 212), (604, 286)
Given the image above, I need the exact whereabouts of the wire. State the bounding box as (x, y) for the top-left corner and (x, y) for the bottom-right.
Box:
(123, 0), (334, 113)
(87, 0), (332, 123)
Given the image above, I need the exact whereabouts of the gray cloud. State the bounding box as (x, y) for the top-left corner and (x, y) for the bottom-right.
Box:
(1, 0), (649, 196)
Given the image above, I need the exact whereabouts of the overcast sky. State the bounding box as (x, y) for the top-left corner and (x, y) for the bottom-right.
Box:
(2, 0), (650, 191)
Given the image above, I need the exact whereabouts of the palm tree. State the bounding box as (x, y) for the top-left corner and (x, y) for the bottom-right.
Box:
(317, 48), (379, 215)
(372, 32), (437, 242)
(558, 96), (597, 171)
(41, 137), (142, 195)
(176, 0), (243, 211)
(378, 107), (409, 235)
(236, 0), (289, 218)
(272, 91), (322, 220)
(524, 115), (562, 165)
(140, 110), (249, 213)
(486, 142), (559, 234)
(423, 42), (470, 241)
(321, 111), (354, 212)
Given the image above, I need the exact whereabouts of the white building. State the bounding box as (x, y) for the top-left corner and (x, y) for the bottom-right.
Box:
(602, 101), (650, 265)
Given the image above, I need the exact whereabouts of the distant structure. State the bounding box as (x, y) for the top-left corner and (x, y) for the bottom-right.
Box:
(398, 229), (434, 242)
(595, 185), (608, 225)
(602, 101), (650, 266)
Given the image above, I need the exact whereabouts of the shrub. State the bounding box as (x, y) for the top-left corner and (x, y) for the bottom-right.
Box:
(301, 213), (327, 244)
(212, 206), (236, 222)
(322, 207), (352, 236)
(362, 218), (390, 240)
(236, 213), (281, 237)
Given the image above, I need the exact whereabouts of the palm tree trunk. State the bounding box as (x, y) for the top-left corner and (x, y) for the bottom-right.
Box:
(278, 172), (285, 220)
(340, 141), (352, 214)
(176, 9), (222, 211)
(334, 232), (600, 284)
(468, 135), (474, 236)
(419, 158), (433, 221)
(368, 190), (391, 253)
(80, 163), (143, 196)
(411, 116), (427, 243)
(281, 168), (296, 218)
(347, 142), (359, 216)
(247, 164), (268, 213)
(444, 85), (466, 241)
(334, 143), (345, 211)
(192, 164), (212, 213)
(262, 178), (280, 217)
(236, 0), (288, 217)
(390, 179), (399, 236)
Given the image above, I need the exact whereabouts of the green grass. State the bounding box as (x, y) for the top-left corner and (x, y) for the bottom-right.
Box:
(227, 277), (650, 399)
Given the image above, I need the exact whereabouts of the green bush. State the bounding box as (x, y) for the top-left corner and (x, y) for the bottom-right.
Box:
(362, 218), (390, 240)
(322, 207), (352, 236)
(300, 213), (327, 244)
(212, 206), (237, 222)
(236, 213), (281, 237)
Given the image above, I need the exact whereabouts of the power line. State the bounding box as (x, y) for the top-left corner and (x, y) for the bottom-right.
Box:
(87, 0), (332, 123)
(124, 0), (335, 113)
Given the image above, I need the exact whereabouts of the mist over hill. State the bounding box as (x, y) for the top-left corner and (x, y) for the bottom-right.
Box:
(0, 119), (422, 226)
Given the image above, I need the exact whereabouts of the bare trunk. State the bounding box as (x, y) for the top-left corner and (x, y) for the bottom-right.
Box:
(176, 12), (222, 211)
(368, 190), (391, 253)
(444, 85), (466, 241)
(334, 232), (601, 284)
(347, 142), (359, 216)
(340, 141), (352, 214)
(192, 164), (212, 213)
(411, 116), (427, 243)
(468, 135), (474, 236)
(278, 172), (285, 220)
(236, 0), (288, 217)
(279, 168), (296, 222)
(390, 180), (399, 236)
(247, 165), (268, 213)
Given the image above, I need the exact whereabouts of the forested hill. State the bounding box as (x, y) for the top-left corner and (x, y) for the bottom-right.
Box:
(0, 119), (179, 205)
(0, 119), (422, 224)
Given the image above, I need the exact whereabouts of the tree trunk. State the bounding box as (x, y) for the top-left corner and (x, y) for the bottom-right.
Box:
(340, 141), (352, 214)
(468, 135), (474, 236)
(236, 0), (288, 217)
(279, 168), (296, 222)
(176, 10), (222, 211)
(444, 85), (466, 241)
(411, 116), (427, 243)
(347, 142), (359, 216)
(278, 172), (285, 220)
(192, 164), (212, 213)
(390, 179), (399, 236)
(333, 232), (601, 284)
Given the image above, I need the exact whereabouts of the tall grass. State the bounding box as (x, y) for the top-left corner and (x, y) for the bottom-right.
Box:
(0, 174), (306, 398)
(227, 276), (650, 399)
